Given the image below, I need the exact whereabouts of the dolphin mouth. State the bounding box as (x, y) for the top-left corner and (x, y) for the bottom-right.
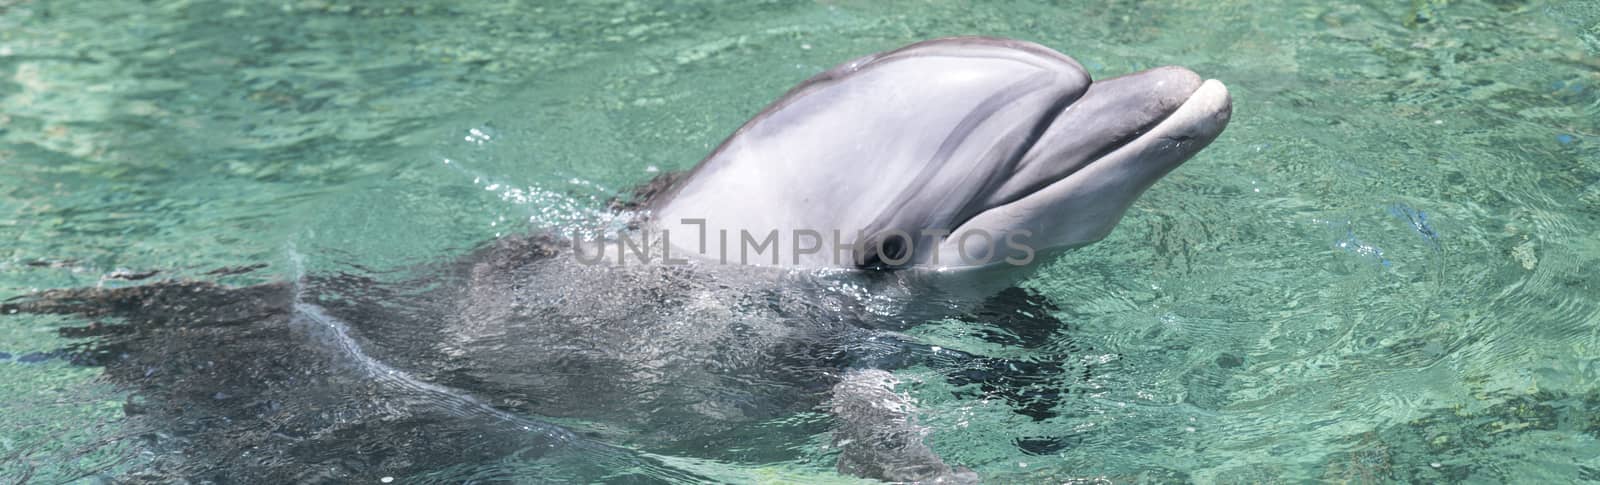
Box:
(1057, 73), (1232, 184)
(979, 67), (1233, 214)
(929, 68), (1233, 267)
(857, 64), (1233, 270)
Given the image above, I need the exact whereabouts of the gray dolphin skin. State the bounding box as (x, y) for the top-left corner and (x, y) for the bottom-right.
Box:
(3, 37), (1230, 483)
(652, 36), (1231, 270)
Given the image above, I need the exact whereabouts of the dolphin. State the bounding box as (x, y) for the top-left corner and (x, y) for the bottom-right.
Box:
(2, 37), (1230, 483)
(650, 37), (1230, 272)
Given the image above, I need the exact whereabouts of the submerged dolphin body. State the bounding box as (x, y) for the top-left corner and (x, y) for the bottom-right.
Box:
(3, 38), (1230, 482)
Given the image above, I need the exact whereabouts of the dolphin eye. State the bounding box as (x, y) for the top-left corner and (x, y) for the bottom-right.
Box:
(857, 232), (912, 270)
(882, 237), (908, 260)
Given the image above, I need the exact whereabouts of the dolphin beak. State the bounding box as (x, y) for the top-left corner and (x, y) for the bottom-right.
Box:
(945, 66), (1232, 260)
(984, 66), (1230, 208)
(1066, 68), (1231, 187)
(1061, 67), (1231, 184)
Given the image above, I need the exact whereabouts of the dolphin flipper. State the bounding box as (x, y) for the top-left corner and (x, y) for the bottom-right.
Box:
(830, 368), (980, 483)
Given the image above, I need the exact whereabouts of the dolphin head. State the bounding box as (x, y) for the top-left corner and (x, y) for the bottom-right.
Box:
(650, 37), (1231, 270)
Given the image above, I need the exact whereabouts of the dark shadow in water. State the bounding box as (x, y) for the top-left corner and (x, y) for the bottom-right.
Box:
(4, 271), (711, 482)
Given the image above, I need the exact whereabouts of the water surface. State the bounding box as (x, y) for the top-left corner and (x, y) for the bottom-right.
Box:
(3, 0), (1600, 482)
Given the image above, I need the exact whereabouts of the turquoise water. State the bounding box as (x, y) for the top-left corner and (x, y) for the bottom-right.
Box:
(3, 0), (1600, 482)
